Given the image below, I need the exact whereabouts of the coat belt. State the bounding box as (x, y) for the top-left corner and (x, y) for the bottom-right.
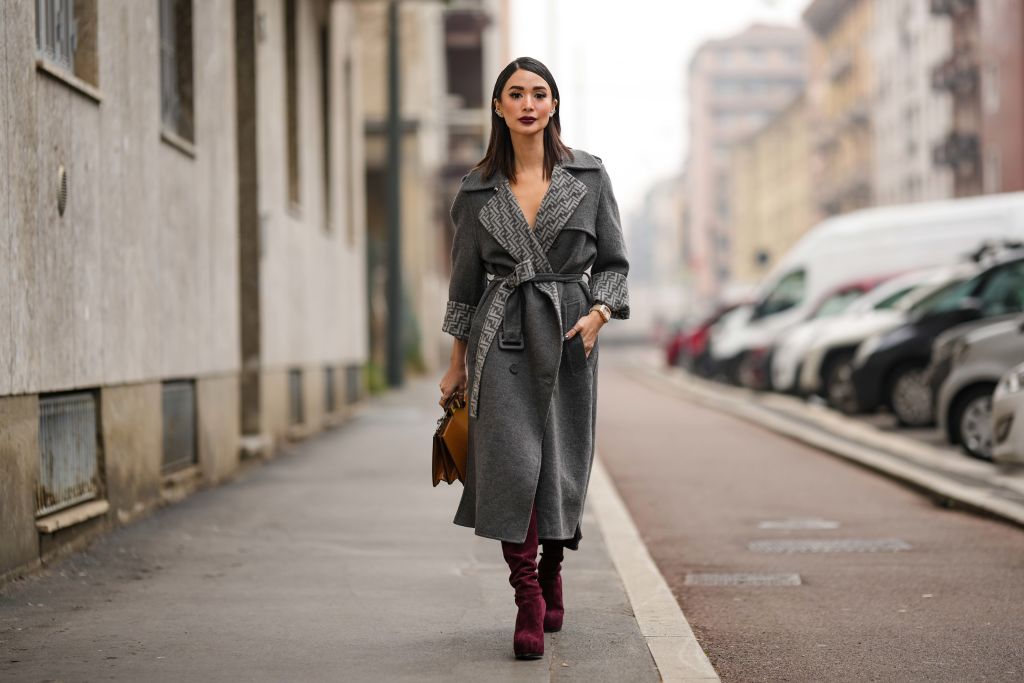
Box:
(469, 260), (589, 418)
(488, 262), (589, 351)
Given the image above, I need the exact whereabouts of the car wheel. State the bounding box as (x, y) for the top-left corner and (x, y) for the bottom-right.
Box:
(889, 363), (934, 427)
(824, 356), (858, 414)
(950, 385), (995, 460)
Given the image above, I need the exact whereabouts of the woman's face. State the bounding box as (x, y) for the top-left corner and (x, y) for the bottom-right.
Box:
(494, 69), (557, 137)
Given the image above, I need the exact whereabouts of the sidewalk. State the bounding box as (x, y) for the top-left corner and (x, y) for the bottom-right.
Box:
(631, 355), (1024, 530)
(1, 375), (674, 682)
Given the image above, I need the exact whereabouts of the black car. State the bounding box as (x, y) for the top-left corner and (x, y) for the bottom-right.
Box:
(849, 256), (1024, 426)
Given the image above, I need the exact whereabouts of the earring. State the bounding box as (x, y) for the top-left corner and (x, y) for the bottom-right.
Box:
(495, 110), (503, 118)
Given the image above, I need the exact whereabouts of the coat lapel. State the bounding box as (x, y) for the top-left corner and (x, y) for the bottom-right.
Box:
(534, 165), (588, 255)
(476, 162), (590, 269)
(478, 181), (553, 271)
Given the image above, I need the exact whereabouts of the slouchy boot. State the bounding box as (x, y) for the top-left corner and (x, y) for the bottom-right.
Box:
(500, 506), (545, 660)
(537, 542), (564, 632)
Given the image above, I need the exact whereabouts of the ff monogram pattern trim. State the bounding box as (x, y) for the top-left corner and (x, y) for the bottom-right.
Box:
(442, 300), (476, 340)
(591, 270), (630, 320)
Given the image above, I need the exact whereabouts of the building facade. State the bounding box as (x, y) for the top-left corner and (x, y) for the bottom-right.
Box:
(803, 0), (874, 217)
(730, 94), (815, 288)
(2, 0), (368, 581)
(683, 24), (809, 301)
(872, 0), (954, 205)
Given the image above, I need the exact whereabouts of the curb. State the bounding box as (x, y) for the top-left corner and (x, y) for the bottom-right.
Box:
(630, 360), (1024, 532)
(589, 455), (721, 682)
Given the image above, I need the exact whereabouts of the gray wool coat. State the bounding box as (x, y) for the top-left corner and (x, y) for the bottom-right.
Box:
(441, 148), (630, 550)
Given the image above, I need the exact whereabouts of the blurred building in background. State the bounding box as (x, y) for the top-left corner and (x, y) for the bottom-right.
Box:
(872, 0), (953, 205)
(628, 174), (688, 332)
(730, 93), (814, 288)
(931, 0), (1024, 197)
(803, 0), (874, 218)
(683, 24), (809, 301)
(1, 0), (368, 580)
(358, 0), (504, 381)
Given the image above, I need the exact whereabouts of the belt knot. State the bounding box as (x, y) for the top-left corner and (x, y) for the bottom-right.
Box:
(504, 259), (536, 288)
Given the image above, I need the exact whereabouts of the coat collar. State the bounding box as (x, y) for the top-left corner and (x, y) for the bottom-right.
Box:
(460, 148), (602, 191)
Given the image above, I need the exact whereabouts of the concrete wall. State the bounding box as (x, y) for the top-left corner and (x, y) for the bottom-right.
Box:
(0, 1), (240, 396)
(0, 397), (40, 577)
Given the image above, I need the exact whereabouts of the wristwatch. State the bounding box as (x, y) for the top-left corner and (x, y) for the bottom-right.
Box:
(589, 303), (612, 323)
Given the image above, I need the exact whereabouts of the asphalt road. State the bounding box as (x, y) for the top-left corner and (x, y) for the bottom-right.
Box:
(596, 349), (1024, 682)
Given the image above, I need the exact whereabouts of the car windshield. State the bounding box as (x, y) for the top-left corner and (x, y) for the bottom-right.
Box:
(872, 285), (917, 310)
(812, 290), (864, 319)
(908, 276), (977, 315)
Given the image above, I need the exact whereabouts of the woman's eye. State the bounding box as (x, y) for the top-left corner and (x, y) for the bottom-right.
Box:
(535, 93), (546, 99)
(509, 93), (521, 99)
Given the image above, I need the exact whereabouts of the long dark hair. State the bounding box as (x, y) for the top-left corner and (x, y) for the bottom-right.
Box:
(475, 57), (573, 184)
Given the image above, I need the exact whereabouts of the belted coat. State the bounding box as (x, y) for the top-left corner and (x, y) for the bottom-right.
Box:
(441, 148), (630, 550)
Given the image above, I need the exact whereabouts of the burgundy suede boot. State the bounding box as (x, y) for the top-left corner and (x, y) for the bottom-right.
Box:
(537, 542), (564, 632)
(500, 506), (545, 660)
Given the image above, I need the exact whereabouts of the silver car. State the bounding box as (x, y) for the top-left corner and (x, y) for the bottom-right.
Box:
(933, 315), (1024, 459)
(993, 360), (1024, 465)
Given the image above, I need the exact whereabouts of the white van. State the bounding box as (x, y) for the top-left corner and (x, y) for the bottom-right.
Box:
(712, 192), (1024, 386)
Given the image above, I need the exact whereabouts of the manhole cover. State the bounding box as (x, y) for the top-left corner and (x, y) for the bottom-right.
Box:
(758, 518), (840, 530)
(684, 572), (802, 586)
(747, 538), (911, 553)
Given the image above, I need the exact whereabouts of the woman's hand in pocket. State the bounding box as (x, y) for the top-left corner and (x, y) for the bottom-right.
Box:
(564, 311), (605, 358)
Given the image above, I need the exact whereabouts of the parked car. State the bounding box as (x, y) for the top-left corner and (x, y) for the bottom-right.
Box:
(930, 316), (1024, 459)
(993, 361), (1024, 465)
(796, 265), (979, 411)
(711, 193), (1024, 392)
(707, 304), (755, 385)
(770, 279), (883, 394)
(850, 255), (1024, 426)
(666, 303), (744, 374)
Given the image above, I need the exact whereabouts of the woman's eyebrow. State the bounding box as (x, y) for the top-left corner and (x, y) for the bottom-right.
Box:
(507, 84), (548, 91)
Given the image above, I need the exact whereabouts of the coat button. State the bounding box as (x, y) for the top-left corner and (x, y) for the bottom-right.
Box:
(509, 363), (519, 375)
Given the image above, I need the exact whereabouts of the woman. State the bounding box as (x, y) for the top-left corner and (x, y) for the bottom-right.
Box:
(438, 57), (630, 660)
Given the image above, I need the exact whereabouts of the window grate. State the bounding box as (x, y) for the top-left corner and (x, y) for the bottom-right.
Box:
(324, 366), (336, 414)
(162, 380), (198, 474)
(345, 364), (361, 405)
(37, 392), (101, 517)
(289, 369), (304, 425)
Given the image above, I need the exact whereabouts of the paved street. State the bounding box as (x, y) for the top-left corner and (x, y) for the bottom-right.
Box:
(597, 348), (1024, 682)
(0, 376), (658, 683)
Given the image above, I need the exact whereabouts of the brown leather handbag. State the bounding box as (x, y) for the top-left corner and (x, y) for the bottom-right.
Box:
(432, 392), (468, 486)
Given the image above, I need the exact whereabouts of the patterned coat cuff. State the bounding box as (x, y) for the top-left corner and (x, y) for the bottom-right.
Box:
(442, 300), (476, 340)
(591, 271), (630, 320)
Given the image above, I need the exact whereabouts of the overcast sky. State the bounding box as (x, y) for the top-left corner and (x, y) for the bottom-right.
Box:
(508, 0), (810, 215)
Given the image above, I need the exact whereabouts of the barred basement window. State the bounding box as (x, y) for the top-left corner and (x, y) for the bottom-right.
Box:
(289, 368), (304, 425)
(162, 380), (198, 474)
(324, 366), (336, 414)
(159, 0), (194, 143)
(35, 0), (99, 86)
(345, 364), (362, 405)
(37, 391), (103, 517)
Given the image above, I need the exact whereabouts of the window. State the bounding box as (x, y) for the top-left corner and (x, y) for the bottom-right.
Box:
(35, 0), (99, 87)
(979, 262), (1024, 316)
(812, 289), (864, 319)
(319, 21), (331, 229)
(285, 0), (300, 205)
(159, 0), (194, 142)
(161, 380), (198, 474)
(754, 269), (806, 319)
